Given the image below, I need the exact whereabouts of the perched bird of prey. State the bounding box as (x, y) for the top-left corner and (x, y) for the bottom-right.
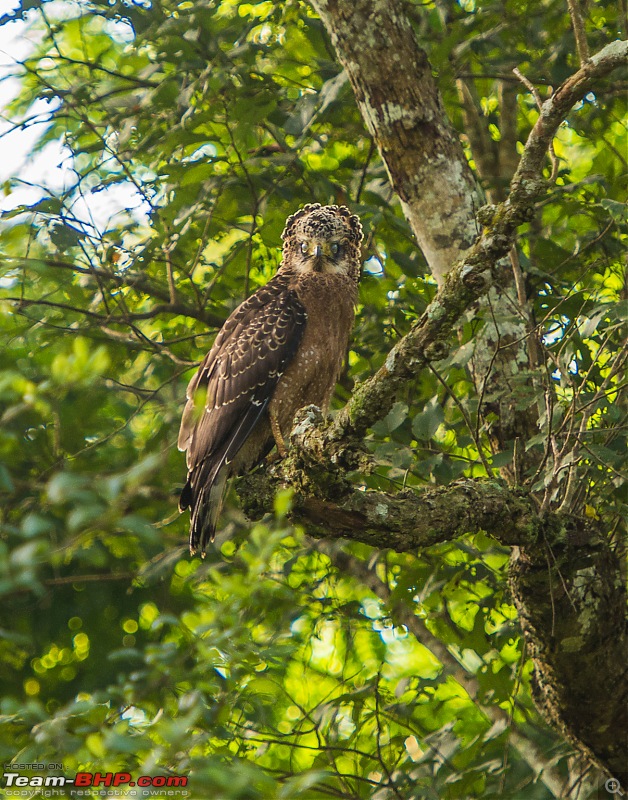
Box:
(178, 204), (363, 554)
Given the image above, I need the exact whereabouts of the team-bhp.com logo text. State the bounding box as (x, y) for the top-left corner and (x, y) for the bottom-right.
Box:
(3, 772), (188, 793)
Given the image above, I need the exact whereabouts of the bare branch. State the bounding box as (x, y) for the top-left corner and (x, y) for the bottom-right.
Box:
(513, 67), (559, 181)
(7, 296), (217, 327)
(2, 257), (226, 327)
(514, 40), (626, 183)
(566, 0), (591, 65)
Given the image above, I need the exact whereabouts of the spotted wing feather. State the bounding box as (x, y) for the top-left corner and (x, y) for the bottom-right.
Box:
(178, 274), (307, 552)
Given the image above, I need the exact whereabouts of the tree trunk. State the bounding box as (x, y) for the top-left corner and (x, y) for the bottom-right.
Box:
(310, 0), (481, 287)
(510, 530), (627, 782)
(310, 0), (540, 477)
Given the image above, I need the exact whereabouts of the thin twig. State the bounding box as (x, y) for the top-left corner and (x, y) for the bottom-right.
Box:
(356, 137), (377, 204)
(427, 362), (494, 476)
(509, 246), (541, 368)
(513, 67), (560, 181)
(165, 245), (178, 305)
(566, 0), (591, 65)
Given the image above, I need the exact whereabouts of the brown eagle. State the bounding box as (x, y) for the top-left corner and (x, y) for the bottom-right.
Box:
(178, 204), (363, 554)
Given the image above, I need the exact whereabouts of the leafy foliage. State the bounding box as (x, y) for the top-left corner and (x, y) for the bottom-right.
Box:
(0, 0), (624, 797)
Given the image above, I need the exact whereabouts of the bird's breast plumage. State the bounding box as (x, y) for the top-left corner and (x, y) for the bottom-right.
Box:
(269, 271), (357, 433)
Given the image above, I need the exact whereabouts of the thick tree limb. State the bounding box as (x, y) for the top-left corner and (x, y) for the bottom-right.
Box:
(240, 407), (592, 558)
(242, 470), (538, 552)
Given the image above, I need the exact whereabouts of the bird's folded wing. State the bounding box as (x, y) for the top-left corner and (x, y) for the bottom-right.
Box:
(177, 276), (307, 472)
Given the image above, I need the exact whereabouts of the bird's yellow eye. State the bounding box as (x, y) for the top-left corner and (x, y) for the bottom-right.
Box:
(330, 242), (339, 256)
(300, 242), (308, 254)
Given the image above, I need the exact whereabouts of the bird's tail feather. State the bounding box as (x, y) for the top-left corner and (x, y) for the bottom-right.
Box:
(188, 463), (229, 556)
(181, 397), (272, 555)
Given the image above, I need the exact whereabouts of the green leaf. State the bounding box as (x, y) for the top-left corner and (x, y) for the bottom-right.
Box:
(412, 398), (444, 440)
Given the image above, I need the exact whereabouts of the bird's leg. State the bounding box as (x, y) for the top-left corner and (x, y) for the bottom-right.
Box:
(269, 409), (288, 458)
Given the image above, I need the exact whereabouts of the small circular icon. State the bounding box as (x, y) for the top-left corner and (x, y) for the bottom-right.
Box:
(605, 778), (624, 796)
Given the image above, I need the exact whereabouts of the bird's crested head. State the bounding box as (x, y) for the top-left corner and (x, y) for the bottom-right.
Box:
(281, 203), (363, 282)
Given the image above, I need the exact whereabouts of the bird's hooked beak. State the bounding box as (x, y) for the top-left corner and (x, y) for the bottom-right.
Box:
(300, 240), (325, 271)
(312, 243), (323, 270)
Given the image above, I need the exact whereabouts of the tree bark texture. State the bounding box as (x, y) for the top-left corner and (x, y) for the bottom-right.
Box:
(246, 13), (628, 778)
(310, 0), (482, 286)
(311, 0), (543, 472)
(510, 537), (627, 785)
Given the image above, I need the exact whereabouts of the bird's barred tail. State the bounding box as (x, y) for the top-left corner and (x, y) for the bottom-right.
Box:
(180, 462), (229, 556)
(179, 397), (273, 555)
